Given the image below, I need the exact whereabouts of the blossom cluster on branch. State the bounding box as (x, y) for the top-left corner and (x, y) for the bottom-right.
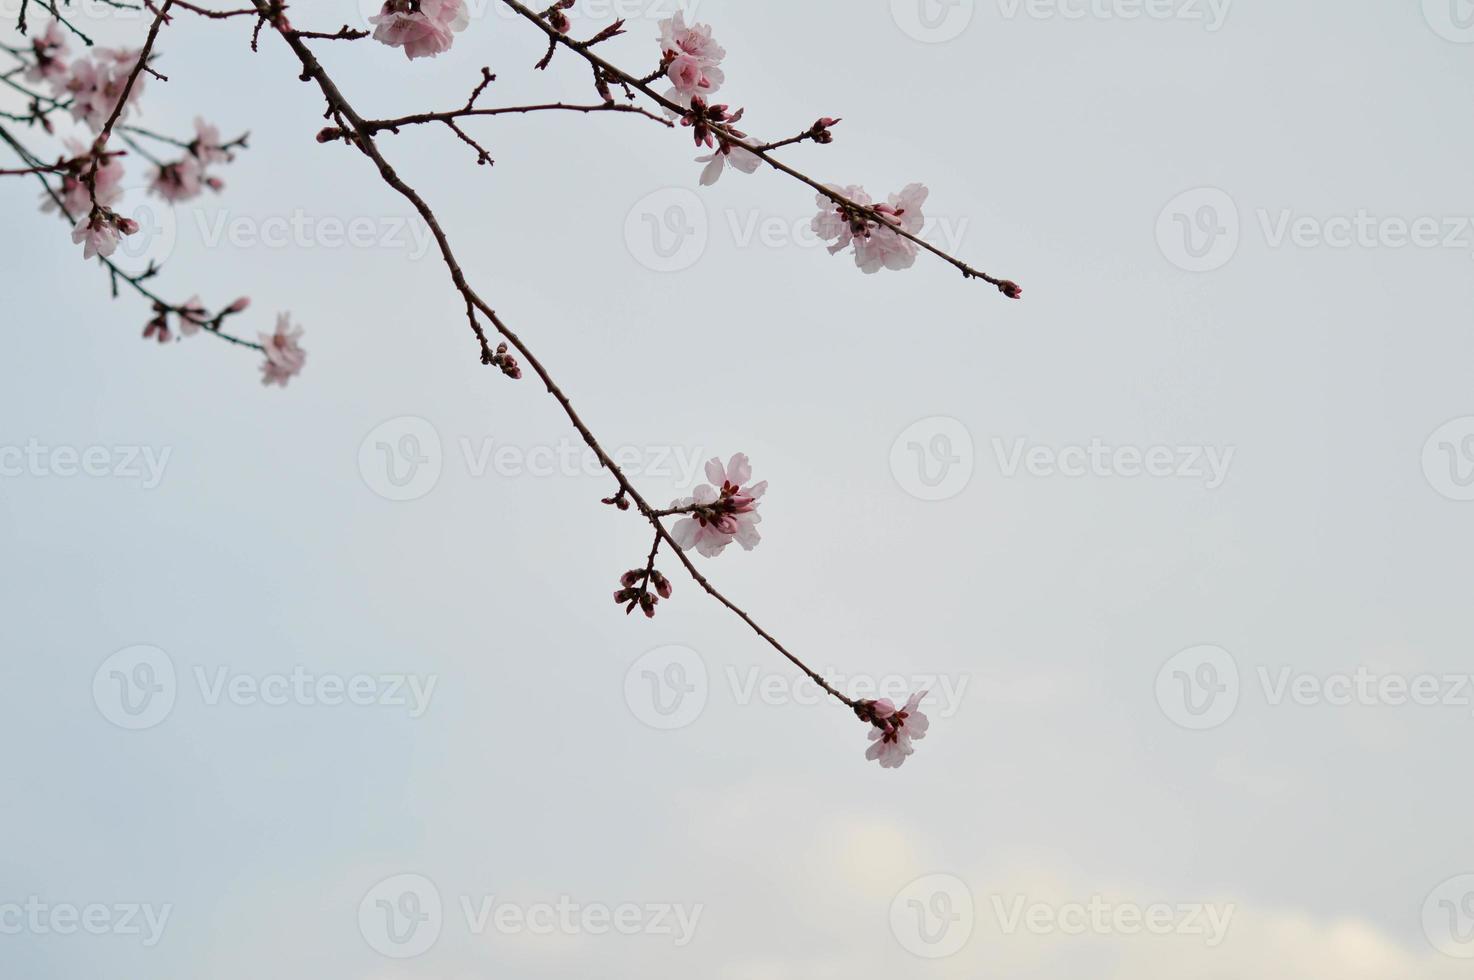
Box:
(2, 0), (1025, 767)
(2, 11), (302, 386)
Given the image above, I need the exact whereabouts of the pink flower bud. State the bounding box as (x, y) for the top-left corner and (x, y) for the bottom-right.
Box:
(227, 297), (251, 313)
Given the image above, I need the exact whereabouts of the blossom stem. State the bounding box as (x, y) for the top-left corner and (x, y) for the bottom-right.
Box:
(496, 0), (1021, 297)
(0, 123), (264, 352)
(250, 2), (859, 713)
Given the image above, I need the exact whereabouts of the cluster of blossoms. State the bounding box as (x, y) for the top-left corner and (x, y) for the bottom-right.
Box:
(142, 295), (247, 345)
(613, 566), (673, 618)
(42, 141), (124, 217)
(660, 11), (726, 108)
(369, 0), (470, 60)
(670, 453), (766, 558)
(148, 118), (233, 204)
(812, 183), (930, 274)
(855, 692), (931, 769)
(13, 23), (302, 384)
(59, 46), (149, 131)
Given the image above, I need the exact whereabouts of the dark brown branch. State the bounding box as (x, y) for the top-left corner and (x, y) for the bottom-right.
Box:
(497, 0), (1022, 297)
(250, 1), (858, 711)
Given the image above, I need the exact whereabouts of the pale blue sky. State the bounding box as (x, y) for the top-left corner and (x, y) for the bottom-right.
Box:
(3, 1), (1474, 976)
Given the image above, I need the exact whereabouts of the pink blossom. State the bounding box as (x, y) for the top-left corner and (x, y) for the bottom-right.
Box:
(369, 0), (469, 60)
(259, 313), (307, 387)
(71, 208), (137, 260)
(176, 296), (208, 337)
(42, 142), (123, 216)
(811, 182), (929, 274)
(24, 21), (69, 85)
(659, 11), (725, 64)
(63, 48), (147, 131)
(669, 453), (766, 558)
(863, 691), (930, 769)
(666, 54), (722, 100)
(142, 314), (171, 344)
(191, 117), (231, 167)
(696, 144), (760, 186)
(149, 157), (204, 203)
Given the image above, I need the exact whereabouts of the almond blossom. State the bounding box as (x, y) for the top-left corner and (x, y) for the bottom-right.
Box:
(259, 313), (307, 387)
(190, 118), (231, 167)
(658, 11), (724, 108)
(369, 0), (470, 60)
(670, 453), (766, 558)
(696, 144), (760, 185)
(860, 691), (930, 769)
(659, 11), (725, 64)
(150, 157), (203, 203)
(62, 48), (147, 132)
(176, 296), (209, 337)
(812, 182), (929, 274)
(666, 53), (722, 102)
(41, 143), (124, 216)
(24, 21), (69, 85)
(71, 207), (138, 260)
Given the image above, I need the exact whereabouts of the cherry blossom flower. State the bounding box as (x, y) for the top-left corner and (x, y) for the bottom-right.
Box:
(71, 207), (138, 260)
(811, 182), (929, 274)
(861, 691), (930, 769)
(150, 157), (204, 203)
(63, 48), (147, 131)
(696, 144), (760, 186)
(259, 313), (307, 387)
(669, 453), (766, 558)
(24, 21), (69, 85)
(369, 0), (469, 60)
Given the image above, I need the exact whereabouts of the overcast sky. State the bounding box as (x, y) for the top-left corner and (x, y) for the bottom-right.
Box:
(3, 0), (1474, 976)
